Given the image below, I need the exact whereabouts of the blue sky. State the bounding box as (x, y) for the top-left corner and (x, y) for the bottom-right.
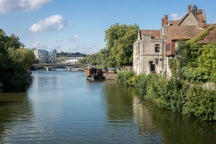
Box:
(0, 0), (215, 54)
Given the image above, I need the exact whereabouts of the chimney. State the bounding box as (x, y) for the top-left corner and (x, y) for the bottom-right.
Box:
(164, 15), (168, 26)
(162, 18), (164, 27)
(197, 9), (203, 15)
(188, 5), (191, 13)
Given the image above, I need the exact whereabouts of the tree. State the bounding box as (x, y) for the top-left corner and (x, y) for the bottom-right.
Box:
(0, 29), (35, 90)
(171, 40), (216, 82)
(8, 48), (35, 71)
(105, 24), (138, 67)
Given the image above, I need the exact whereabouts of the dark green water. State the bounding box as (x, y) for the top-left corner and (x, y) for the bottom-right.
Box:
(0, 71), (215, 144)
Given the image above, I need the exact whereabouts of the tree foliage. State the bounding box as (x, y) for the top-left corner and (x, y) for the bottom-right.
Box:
(170, 41), (216, 83)
(78, 48), (108, 67)
(105, 23), (138, 67)
(0, 29), (35, 90)
(80, 24), (138, 68)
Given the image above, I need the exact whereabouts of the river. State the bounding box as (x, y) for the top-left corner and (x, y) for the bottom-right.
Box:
(0, 70), (215, 144)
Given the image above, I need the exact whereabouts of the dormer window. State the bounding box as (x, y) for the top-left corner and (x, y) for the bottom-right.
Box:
(155, 44), (160, 53)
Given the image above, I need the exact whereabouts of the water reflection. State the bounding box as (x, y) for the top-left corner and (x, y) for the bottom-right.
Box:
(103, 80), (215, 144)
(135, 94), (216, 144)
(133, 96), (157, 134)
(0, 71), (215, 144)
(145, 101), (216, 144)
(103, 80), (133, 121)
(0, 92), (33, 141)
(133, 96), (162, 143)
(103, 80), (163, 143)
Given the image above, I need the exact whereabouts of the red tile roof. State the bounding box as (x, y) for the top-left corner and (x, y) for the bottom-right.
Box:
(169, 20), (178, 26)
(140, 30), (161, 39)
(197, 24), (216, 44)
(167, 25), (203, 40)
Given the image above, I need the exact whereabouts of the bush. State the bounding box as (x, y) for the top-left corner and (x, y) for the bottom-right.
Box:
(117, 71), (216, 121)
(117, 71), (135, 86)
(183, 85), (216, 121)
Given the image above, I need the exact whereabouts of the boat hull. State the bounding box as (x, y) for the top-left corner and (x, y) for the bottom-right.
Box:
(87, 75), (105, 81)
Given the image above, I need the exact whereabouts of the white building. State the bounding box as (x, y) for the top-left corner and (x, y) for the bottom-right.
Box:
(49, 49), (57, 63)
(34, 49), (57, 63)
(34, 49), (49, 63)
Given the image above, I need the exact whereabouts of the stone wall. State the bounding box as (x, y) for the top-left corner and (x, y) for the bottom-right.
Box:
(133, 34), (164, 75)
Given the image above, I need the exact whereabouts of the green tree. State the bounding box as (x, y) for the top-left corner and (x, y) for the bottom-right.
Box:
(79, 48), (108, 67)
(0, 29), (35, 90)
(8, 48), (35, 71)
(105, 23), (138, 67)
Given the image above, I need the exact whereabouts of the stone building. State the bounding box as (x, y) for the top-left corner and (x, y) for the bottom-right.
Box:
(133, 5), (209, 76)
(133, 30), (164, 75)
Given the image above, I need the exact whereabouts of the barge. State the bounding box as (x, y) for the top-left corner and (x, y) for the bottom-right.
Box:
(86, 67), (105, 81)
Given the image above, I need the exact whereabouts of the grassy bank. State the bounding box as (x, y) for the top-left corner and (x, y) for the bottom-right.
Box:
(117, 71), (216, 121)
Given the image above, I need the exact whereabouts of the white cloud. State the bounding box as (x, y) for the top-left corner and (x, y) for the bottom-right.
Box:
(170, 13), (181, 20)
(29, 14), (65, 32)
(0, 0), (51, 13)
(32, 41), (48, 49)
(32, 41), (63, 52)
(170, 12), (186, 20)
(70, 44), (98, 54)
(69, 34), (80, 41)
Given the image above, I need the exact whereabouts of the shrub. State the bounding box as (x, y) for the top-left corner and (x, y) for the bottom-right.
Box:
(117, 71), (135, 86)
(183, 85), (216, 121)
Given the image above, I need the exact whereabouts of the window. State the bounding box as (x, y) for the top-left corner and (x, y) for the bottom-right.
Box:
(155, 58), (159, 64)
(149, 61), (155, 72)
(155, 44), (160, 53)
(166, 44), (170, 51)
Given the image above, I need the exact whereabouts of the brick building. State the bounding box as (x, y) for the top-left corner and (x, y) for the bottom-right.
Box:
(133, 5), (213, 77)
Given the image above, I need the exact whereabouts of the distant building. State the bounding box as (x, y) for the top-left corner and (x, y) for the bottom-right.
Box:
(34, 49), (49, 63)
(33, 49), (57, 63)
(49, 49), (57, 63)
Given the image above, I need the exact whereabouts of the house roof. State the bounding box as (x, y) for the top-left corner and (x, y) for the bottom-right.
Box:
(197, 24), (216, 44)
(167, 25), (203, 40)
(174, 8), (206, 27)
(140, 30), (161, 39)
(169, 20), (178, 26)
(178, 13), (191, 25)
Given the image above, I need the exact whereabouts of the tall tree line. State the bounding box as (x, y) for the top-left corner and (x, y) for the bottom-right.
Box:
(0, 29), (35, 91)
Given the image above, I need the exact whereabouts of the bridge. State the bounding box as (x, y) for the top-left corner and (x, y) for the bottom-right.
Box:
(32, 63), (87, 71)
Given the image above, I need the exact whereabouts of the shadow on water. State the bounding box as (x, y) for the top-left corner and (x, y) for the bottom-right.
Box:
(135, 94), (216, 144)
(0, 91), (33, 141)
(103, 80), (215, 144)
(0, 76), (33, 93)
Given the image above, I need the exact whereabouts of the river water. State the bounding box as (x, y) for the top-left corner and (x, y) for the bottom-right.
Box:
(0, 70), (215, 144)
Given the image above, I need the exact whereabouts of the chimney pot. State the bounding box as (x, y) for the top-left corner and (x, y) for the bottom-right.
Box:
(188, 5), (191, 13)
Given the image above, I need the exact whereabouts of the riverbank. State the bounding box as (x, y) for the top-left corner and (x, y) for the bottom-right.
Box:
(105, 72), (117, 80)
(117, 71), (216, 121)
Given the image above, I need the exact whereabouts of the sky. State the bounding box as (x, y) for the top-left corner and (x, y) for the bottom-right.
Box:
(0, 0), (215, 54)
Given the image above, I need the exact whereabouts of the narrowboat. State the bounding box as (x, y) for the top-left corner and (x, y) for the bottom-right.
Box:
(86, 67), (105, 80)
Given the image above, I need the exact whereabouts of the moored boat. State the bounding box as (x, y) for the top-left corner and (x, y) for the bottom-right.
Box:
(86, 67), (105, 80)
